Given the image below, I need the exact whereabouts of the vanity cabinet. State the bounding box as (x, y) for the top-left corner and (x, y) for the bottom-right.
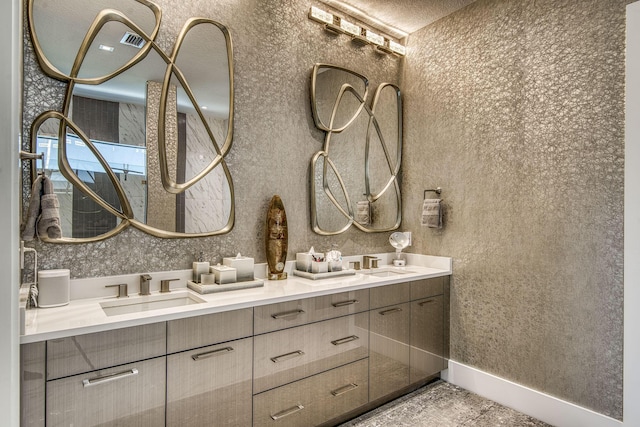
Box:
(369, 277), (447, 401)
(45, 323), (167, 427)
(166, 309), (254, 427)
(166, 338), (253, 427)
(21, 275), (450, 427)
(47, 357), (166, 427)
(410, 277), (446, 383)
(253, 312), (369, 393)
(254, 289), (370, 335)
(253, 358), (369, 427)
(368, 282), (411, 401)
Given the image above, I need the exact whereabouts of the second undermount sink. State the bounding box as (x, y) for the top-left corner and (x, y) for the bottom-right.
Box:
(365, 267), (415, 278)
(100, 291), (206, 317)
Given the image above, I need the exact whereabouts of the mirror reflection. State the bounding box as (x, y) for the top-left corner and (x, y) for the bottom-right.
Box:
(26, 0), (235, 241)
(310, 64), (402, 235)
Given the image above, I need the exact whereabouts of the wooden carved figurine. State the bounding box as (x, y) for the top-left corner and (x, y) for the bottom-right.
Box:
(265, 195), (288, 280)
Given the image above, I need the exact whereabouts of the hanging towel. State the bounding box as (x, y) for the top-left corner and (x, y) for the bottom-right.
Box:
(421, 198), (443, 229)
(356, 200), (371, 225)
(21, 175), (62, 241)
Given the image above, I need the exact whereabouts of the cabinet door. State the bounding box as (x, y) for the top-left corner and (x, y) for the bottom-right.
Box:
(167, 308), (253, 353)
(47, 323), (166, 380)
(369, 302), (410, 401)
(410, 295), (445, 382)
(254, 289), (370, 335)
(46, 357), (166, 427)
(253, 359), (368, 427)
(21, 342), (45, 427)
(166, 337), (252, 427)
(254, 313), (369, 393)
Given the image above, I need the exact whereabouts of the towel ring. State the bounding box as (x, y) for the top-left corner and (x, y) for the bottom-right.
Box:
(424, 187), (442, 199)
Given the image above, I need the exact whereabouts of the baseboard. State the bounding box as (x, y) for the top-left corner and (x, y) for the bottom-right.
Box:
(442, 360), (623, 427)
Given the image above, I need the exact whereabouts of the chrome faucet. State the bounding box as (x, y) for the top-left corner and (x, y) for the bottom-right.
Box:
(363, 256), (381, 269)
(139, 274), (152, 296)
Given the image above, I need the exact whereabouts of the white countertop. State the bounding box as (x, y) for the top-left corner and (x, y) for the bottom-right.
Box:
(21, 253), (451, 344)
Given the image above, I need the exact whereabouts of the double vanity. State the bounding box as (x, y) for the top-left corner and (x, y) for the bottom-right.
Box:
(21, 253), (451, 426)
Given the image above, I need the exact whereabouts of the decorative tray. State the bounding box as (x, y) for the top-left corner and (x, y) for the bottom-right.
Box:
(292, 269), (357, 280)
(187, 279), (264, 294)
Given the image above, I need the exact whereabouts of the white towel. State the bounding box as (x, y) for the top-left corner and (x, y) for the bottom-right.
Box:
(356, 200), (371, 225)
(421, 199), (443, 229)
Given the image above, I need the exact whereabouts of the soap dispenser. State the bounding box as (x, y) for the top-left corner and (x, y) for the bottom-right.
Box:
(192, 252), (210, 283)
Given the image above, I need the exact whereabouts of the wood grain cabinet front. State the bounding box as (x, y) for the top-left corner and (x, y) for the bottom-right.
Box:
(253, 312), (369, 393)
(254, 289), (370, 335)
(46, 323), (166, 380)
(167, 308), (253, 354)
(369, 300), (411, 401)
(46, 356), (166, 427)
(253, 359), (369, 427)
(410, 295), (445, 382)
(166, 337), (253, 427)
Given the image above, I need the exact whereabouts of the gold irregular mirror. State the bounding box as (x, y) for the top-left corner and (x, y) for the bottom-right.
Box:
(26, 0), (235, 241)
(310, 64), (402, 235)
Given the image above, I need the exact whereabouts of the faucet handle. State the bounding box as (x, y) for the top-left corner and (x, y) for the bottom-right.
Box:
(349, 261), (361, 271)
(160, 278), (180, 293)
(106, 284), (128, 298)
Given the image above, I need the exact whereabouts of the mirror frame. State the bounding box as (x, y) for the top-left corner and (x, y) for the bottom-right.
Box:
(310, 63), (402, 236)
(25, 0), (236, 242)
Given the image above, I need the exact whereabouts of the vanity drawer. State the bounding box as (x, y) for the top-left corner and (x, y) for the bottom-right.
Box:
(253, 358), (368, 427)
(47, 356), (166, 427)
(253, 312), (369, 393)
(370, 282), (410, 309)
(254, 289), (370, 334)
(167, 307), (253, 353)
(46, 323), (166, 380)
(410, 276), (445, 301)
(166, 337), (253, 427)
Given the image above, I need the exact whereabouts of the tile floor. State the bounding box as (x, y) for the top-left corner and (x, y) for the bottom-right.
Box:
(340, 380), (552, 426)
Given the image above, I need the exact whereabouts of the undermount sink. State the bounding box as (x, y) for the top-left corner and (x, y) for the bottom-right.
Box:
(100, 291), (206, 316)
(365, 267), (415, 278)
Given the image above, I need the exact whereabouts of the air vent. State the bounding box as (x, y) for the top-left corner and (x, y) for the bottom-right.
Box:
(120, 32), (145, 48)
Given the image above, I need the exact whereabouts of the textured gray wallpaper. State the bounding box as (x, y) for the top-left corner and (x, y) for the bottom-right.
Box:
(22, 0), (402, 276)
(403, 0), (625, 419)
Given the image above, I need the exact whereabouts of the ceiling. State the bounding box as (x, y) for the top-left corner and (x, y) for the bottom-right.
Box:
(320, 0), (478, 38)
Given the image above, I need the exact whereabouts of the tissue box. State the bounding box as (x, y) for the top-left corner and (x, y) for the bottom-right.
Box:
(296, 253), (313, 272)
(210, 264), (237, 284)
(223, 255), (254, 282)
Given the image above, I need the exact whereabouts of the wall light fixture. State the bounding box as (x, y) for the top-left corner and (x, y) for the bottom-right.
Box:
(308, 5), (406, 56)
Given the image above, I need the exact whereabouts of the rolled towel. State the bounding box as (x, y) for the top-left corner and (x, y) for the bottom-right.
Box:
(356, 200), (371, 225)
(20, 175), (44, 241)
(37, 175), (62, 239)
(421, 198), (443, 229)
(37, 194), (62, 239)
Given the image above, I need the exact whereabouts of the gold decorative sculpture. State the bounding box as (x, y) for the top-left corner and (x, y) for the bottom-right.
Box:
(265, 195), (288, 280)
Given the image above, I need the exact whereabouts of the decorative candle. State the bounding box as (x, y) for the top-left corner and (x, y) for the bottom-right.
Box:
(223, 253), (254, 282)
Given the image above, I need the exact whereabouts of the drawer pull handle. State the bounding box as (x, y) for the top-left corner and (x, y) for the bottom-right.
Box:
(379, 307), (403, 315)
(331, 335), (359, 346)
(271, 350), (305, 363)
(418, 299), (435, 306)
(192, 346), (234, 361)
(331, 383), (359, 396)
(82, 368), (138, 388)
(270, 404), (304, 420)
(271, 309), (305, 319)
(332, 299), (359, 308)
